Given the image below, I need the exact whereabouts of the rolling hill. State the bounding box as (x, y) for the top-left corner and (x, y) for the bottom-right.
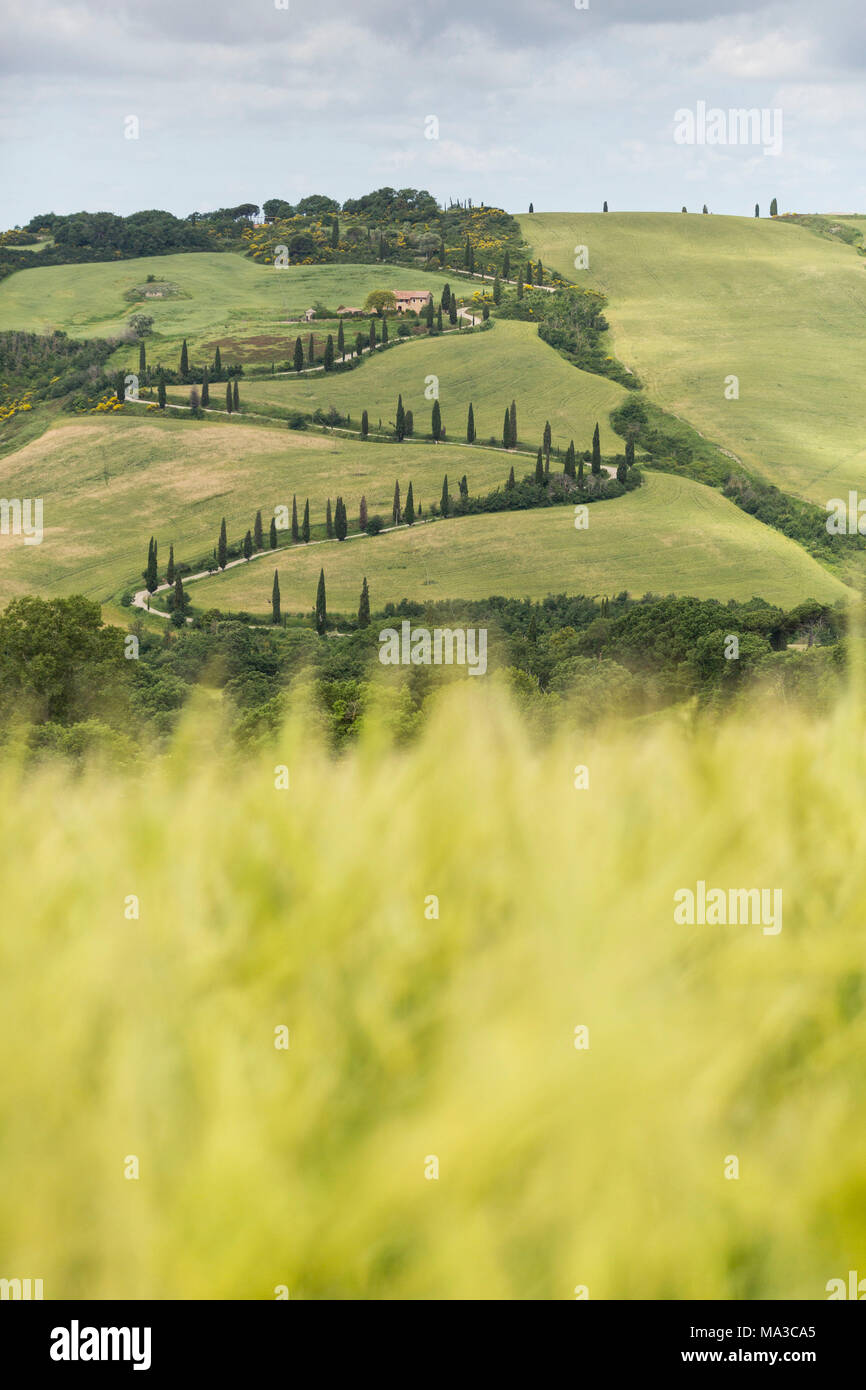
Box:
(180, 470), (849, 614)
(521, 212), (866, 506)
(0, 253), (463, 369)
(0, 414), (529, 604)
(168, 319), (628, 456)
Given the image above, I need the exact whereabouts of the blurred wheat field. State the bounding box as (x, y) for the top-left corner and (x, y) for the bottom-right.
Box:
(1, 683), (865, 1300)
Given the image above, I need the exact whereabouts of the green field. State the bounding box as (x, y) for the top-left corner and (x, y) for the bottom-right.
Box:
(0, 414), (526, 604)
(521, 212), (866, 505)
(184, 470), (848, 614)
(171, 320), (628, 456)
(0, 253), (464, 368)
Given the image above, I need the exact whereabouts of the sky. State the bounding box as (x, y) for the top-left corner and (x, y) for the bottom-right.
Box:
(1, 0), (865, 225)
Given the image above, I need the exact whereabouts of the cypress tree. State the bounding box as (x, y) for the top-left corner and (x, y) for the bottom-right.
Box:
(361, 409), (369, 438)
(335, 496), (347, 541)
(392, 480), (401, 525)
(459, 474), (468, 500)
(506, 464), (515, 490)
(493, 273), (501, 304)
(358, 577), (370, 628)
(525, 260), (533, 286)
(437, 306), (443, 332)
(201, 366), (209, 407)
(625, 437), (635, 469)
(432, 399), (442, 441)
(564, 440), (576, 478)
(173, 571), (185, 616)
(382, 316), (389, 344)
(214, 345), (222, 377)
(405, 481), (415, 526)
(189, 387), (200, 417)
(503, 408), (511, 449)
(355, 332), (365, 358)
(591, 422), (602, 475)
(166, 543), (175, 585)
(467, 402), (475, 443)
(702, 204), (708, 215)
(509, 399), (517, 448)
(577, 455), (585, 486)
(307, 334), (315, 366)
(269, 515), (277, 549)
(536, 259), (543, 285)
(543, 420), (552, 470)
(326, 499), (333, 538)
(603, 201), (609, 212)
(254, 509), (263, 549)
(243, 529), (253, 560)
(449, 298), (457, 325)
(115, 370), (126, 403)
(535, 448), (544, 483)
(302, 498), (310, 543)
(529, 202), (534, 214)
(157, 378), (166, 410)
(315, 569), (327, 633)
(369, 317), (377, 351)
(294, 337), (304, 372)
(503, 250), (511, 280)
(440, 474), (450, 517)
(323, 335), (335, 371)
(616, 458), (628, 483)
(233, 380), (239, 411)
(337, 318), (345, 359)
(359, 495), (368, 531)
(292, 496), (299, 542)
(145, 536), (158, 593)
(770, 197), (778, 217)
(139, 340), (146, 378)
(218, 518), (227, 570)
(442, 284), (451, 311)
(272, 569), (281, 624)
(395, 394), (405, 441)
(755, 203), (760, 218)
(225, 382), (232, 414)
(180, 339), (189, 378)
(516, 274), (524, 300)
(405, 409), (413, 437)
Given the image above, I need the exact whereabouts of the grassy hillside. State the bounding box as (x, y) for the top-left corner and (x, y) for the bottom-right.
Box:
(0, 253), (462, 366)
(181, 321), (628, 456)
(0, 415), (520, 604)
(2, 683), (865, 1298)
(521, 212), (866, 505)
(185, 470), (848, 614)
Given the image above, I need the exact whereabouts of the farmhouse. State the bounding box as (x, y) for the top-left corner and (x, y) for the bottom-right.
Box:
(394, 290), (433, 313)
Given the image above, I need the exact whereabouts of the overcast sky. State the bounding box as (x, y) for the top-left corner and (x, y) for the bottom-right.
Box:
(2, 0), (864, 224)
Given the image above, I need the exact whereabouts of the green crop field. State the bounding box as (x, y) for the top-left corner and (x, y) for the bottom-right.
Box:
(183, 470), (848, 615)
(0, 414), (527, 605)
(0, 253), (464, 368)
(170, 320), (628, 456)
(521, 212), (866, 505)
